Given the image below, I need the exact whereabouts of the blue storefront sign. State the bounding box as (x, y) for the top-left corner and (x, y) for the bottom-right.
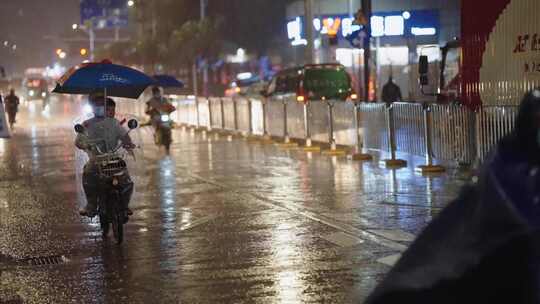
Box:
(287, 10), (440, 46)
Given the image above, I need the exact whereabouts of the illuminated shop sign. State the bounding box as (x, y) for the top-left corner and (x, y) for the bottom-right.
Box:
(287, 10), (439, 46)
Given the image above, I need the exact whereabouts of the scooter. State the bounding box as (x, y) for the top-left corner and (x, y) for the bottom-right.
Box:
(74, 119), (138, 244)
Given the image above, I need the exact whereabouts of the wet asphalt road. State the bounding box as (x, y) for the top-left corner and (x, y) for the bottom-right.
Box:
(0, 97), (470, 303)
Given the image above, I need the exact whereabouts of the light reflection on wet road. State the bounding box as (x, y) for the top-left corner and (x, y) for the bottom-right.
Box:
(0, 97), (470, 303)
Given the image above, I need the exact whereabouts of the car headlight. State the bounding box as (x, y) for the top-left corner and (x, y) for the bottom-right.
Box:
(41, 92), (47, 97)
(29, 90), (34, 96)
(161, 114), (170, 122)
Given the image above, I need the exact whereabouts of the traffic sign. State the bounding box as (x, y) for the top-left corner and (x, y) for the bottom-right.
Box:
(345, 28), (367, 48)
(80, 0), (129, 28)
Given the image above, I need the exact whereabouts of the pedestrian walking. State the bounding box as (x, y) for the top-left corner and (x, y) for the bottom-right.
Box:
(381, 76), (402, 106)
(4, 89), (20, 129)
(365, 88), (540, 304)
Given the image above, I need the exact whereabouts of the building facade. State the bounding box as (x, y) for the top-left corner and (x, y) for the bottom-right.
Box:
(284, 0), (460, 101)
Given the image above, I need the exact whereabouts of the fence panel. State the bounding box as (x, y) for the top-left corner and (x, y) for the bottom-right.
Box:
(266, 100), (285, 137)
(222, 97), (236, 131)
(332, 101), (356, 146)
(287, 101), (306, 140)
(476, 106), (518, 161)
(358, 103), (389, 152)
(209, 97), (223, 129)
(235, 97), (251, 134)
(310, 101), (330, 143)
(392, 103), (426, 157)
(430, 104), (476, 164)
(197, 98), (210, 129)
(250, 98), (264, 135)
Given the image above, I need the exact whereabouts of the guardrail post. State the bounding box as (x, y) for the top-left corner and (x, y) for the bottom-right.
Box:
(302, 101), (320, 152)
(195, 96), (200, 130)
(351, 102), (372, 161)
(260, 99), (272, 143)
(283, 99), (290, 143)
(416, 104), (445, 174)
(220, 97), (225, 131)
(322, 100), (345, 155)
(474, 108), (483, 169)
(247, 98), (253, 137)
(382, 104), (407, 168)
(207, 98), (213, 132)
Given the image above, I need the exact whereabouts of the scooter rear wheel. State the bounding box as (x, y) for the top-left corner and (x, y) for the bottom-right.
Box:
(99, 213), (109, 237)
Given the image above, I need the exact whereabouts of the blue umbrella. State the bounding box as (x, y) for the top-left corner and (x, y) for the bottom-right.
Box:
(153, 75), (184, 88)
(53, 61), (156, 99)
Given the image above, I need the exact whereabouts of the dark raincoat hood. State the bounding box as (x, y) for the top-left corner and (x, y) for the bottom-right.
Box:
(508, 89), (540, 162)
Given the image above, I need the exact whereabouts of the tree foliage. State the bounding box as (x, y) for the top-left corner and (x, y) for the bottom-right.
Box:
(169, 17), (224, 67)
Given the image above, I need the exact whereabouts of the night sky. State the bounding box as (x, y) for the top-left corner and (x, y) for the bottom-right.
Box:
(0, 0), (79, 75)
(0, 0), (290, 76)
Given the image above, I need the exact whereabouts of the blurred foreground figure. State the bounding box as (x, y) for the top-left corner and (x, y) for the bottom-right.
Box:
(366, 89), (540, 304)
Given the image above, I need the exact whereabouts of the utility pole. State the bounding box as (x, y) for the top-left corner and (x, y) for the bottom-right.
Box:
(200, 0), (208, 96)
(361, 0), (372, 102)
(304, 0), (314, 64)
(200, 0), (206, 19)
(89, 25), (95, 61)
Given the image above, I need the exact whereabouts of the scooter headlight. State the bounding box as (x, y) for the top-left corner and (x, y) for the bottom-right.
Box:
(41, 92), (46, 97)
(161, 114), (170, 122)
(29, 90), (34, 97)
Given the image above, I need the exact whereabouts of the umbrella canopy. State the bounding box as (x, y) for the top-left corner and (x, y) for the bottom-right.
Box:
(153, 75), (184, 88)
(53, 61), (156, 99)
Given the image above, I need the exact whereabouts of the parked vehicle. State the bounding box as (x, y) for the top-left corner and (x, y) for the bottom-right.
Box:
(262, 64), (357, 102)
(225, 74), (267, 98)
(419, 0), (540, 108)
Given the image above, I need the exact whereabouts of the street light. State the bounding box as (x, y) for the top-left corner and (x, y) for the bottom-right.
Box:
(80, 48), (87, 56)
(56, 48), (63, 55)
(72, 23), (95, 61)
(59, 51), (67, 59)
(127, 0), (134, 7)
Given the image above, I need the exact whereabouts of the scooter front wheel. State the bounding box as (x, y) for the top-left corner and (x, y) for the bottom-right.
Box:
(111, 213), (123, 245)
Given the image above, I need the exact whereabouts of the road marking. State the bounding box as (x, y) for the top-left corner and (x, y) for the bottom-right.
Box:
(367, 229), (415, 242)
(184, 171), (408, 251)
(320, 232), (364, 247)
(179, 215), (218, 231)
(377, 253), (402, 267)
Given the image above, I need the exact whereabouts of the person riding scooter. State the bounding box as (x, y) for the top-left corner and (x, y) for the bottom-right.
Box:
(76, 94), (135, 217)
(145, 86), (175, 152)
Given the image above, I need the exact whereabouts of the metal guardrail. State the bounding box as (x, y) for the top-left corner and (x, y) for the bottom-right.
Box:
(431, 104), (476, 164)
(122, 96), (520, 169)
(265, 100), (285, 137)
(250, 98), (265, 136)
(476, 106), (518, 161)
(392, 103), (426, 157)
(235, 97), (251, 135)
(357, 103), (389, 153)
